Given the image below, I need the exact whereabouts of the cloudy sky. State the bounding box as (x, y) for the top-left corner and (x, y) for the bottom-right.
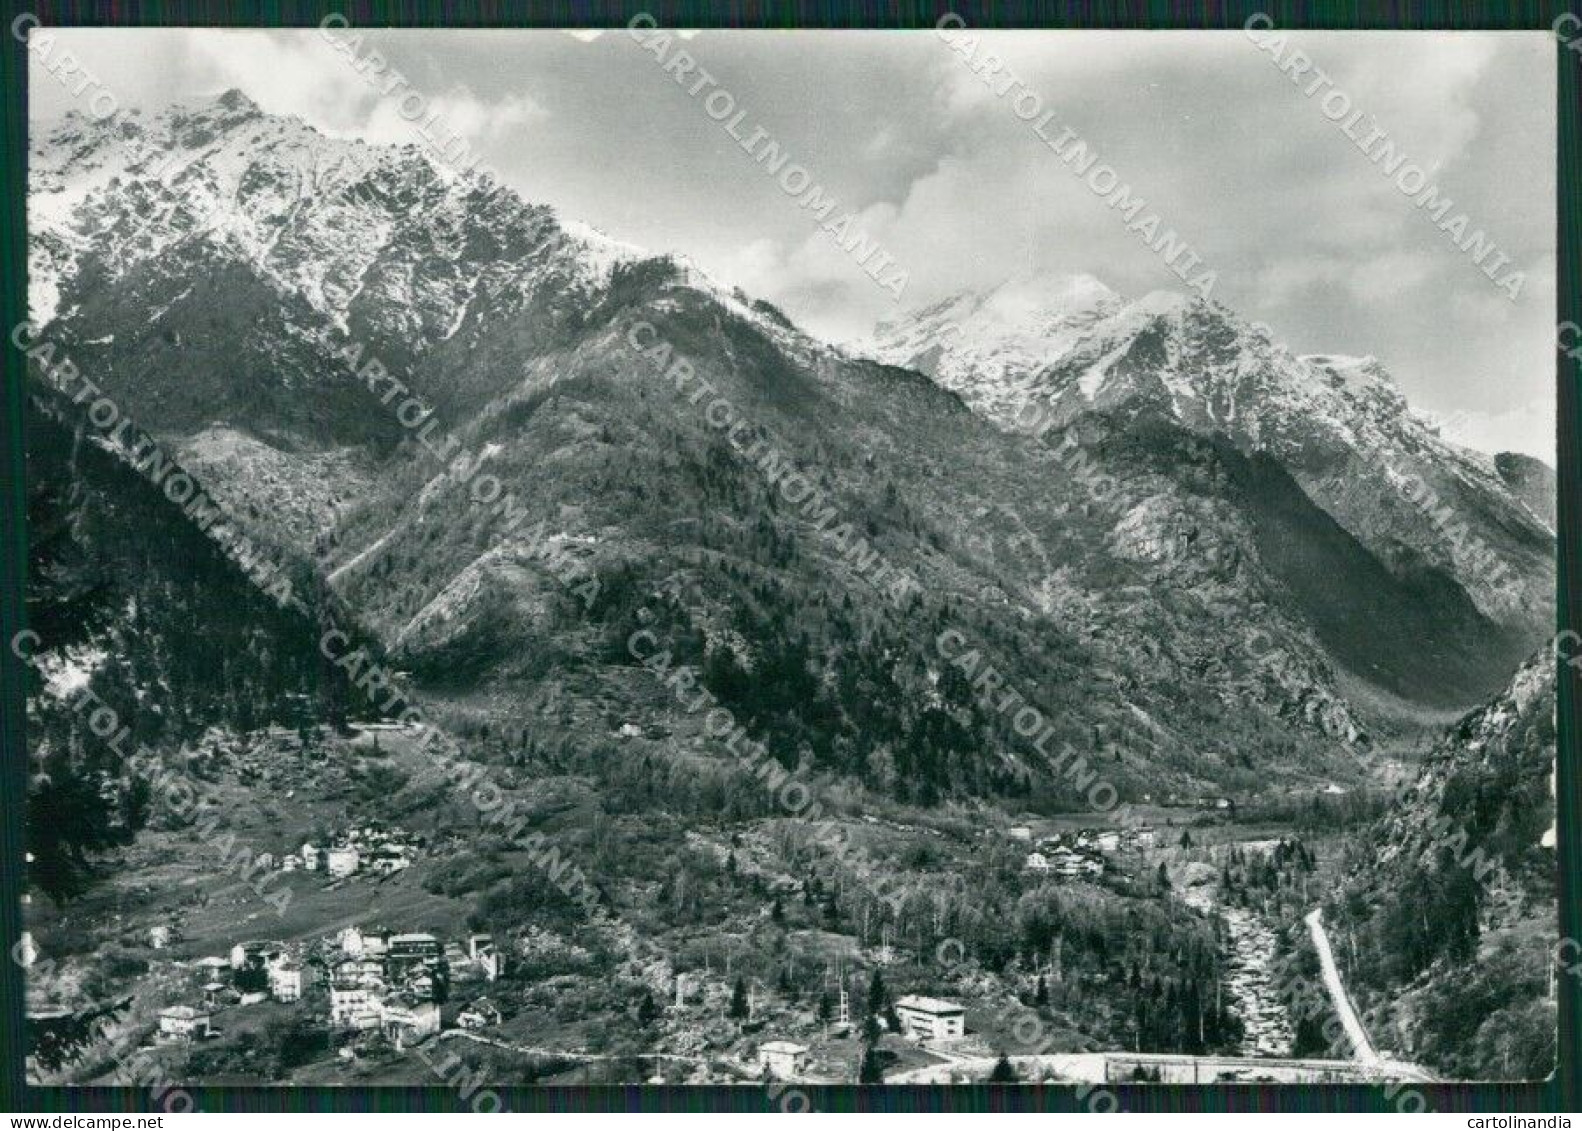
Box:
(32, 27), (1555, 460)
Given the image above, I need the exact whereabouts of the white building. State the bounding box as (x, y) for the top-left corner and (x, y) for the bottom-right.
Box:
(336, 958), (385, 987)
(148, 925), (170, 950)
(343, 1003), (383, 1032)
(326, 845), (359, 878)
(1048, 846), (1103, 878)
(403, 971), (437, 1001)
(337, 928), (391, 960)
(381, 994), (441, 1043)
(270, 964), (303, 1003)
(758, 1040), (810, 1079)
(894, 995), (966, 1042)
(230, 940), (284, 970)
(458, 998), (502, 1030)
(466, 933), (500, 980)
(1024, 851), (1052, 873)
(387, 933), (441, 962)
(1088, 830), (1121, 853)
(1007, 826), (1032, 842)
(158, 1005), (212, 1041)
(330, 978), (380, 1027)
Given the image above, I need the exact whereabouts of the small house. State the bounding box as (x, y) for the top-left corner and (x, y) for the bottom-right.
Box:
(330, 979), (379, 1027)
(335, 958), (385, 988)
(326, 845), (359, 878)
(403, 970), (437, 1001)
(386, 933), (440, 963)
(458, 997), (502, 1030)
(894, 995), (966, 1042)
(381, 994), (441, 1042)
(270, 964), (303, 1003)
(758, 1040), (810, 1079)
(158, 1005), (212, 1042)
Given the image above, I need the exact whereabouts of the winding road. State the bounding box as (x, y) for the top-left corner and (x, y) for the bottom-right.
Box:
(1304, 908), (1378, 1063)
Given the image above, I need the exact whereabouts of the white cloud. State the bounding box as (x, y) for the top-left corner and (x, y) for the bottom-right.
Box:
(712, 237), (785, 291)
(1346, 250), (1441, 302)
(1322, 32), (1500, 172)
(180, 29), (374, 136)
(176, 30), (548, 169)
(363, 89), (546, 150)
(26, 28), (1553, 442)
(1439, 396), (1554, 464)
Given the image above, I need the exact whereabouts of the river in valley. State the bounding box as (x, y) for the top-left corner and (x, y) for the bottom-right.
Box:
(1183, 882), (1294, 1057)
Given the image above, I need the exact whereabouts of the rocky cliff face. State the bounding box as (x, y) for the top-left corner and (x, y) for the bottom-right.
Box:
(1327, 650), (1556, 1079)
(1494, 451), (1557, 527)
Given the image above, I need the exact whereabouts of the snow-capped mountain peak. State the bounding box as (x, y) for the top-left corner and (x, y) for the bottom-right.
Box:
(861, 271), (1127, 422)
(861, 273), (1552, 629)
(28, 90), (645, 334)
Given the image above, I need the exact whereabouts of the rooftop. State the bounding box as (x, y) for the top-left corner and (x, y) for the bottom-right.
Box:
(895, 995), (965, 1015)
(160, 1005), (208, 1019)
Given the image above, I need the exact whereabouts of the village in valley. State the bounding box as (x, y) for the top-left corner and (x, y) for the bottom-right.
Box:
(1016, 820), (1162, 879)
(25, 713), (1354, 1088)
(151, 924), (500, 1050)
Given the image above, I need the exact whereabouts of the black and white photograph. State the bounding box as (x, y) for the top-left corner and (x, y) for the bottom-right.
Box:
(9, 14), (1567, 1105)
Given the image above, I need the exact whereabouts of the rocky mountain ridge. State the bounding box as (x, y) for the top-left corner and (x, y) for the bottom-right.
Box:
(865, 277), (1553, 634)
(24, 91), (1557, 805)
